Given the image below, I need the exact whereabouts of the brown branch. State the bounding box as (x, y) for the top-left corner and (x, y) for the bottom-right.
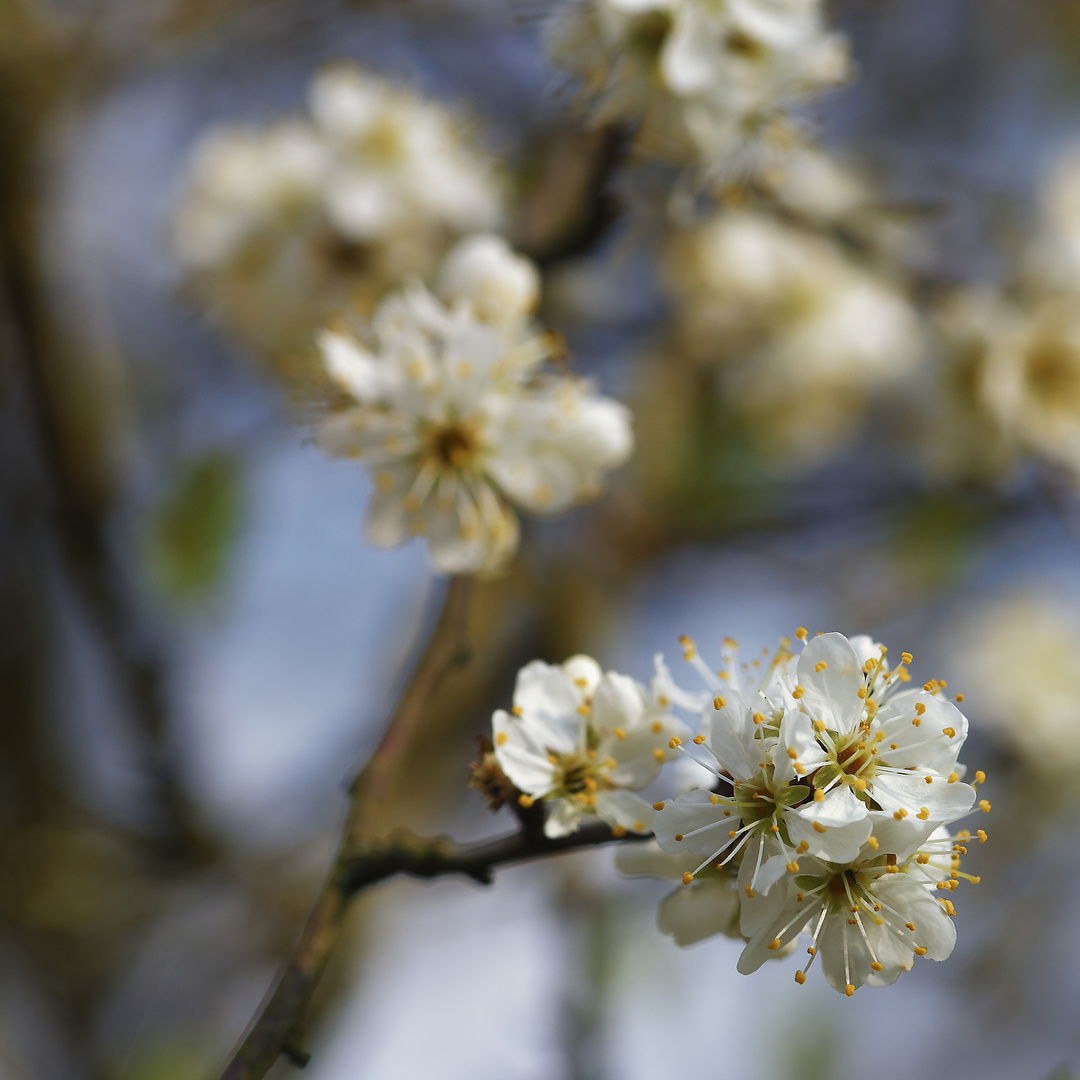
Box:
(224, 819), (639, 1079)
(220, 574), (477, 1080)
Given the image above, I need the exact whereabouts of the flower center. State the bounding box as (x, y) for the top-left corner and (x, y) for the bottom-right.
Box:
(547, 749), (613, 807)
(1024, 339), (1080, 409)
(355, 117), (407, 165)
(426, 422), (479, 470)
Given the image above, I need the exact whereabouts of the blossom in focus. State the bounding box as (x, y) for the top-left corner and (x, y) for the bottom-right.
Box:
(646, 629), (984, 991)
(546, 0), (851, 179)
(316, 237), (633, 573)
(667, 210), (923, 465)
(171, 64), (504, 356)
(951, 587), (1080, 770)
(492, 655), (692, 838)
(738, 816), (976, 994)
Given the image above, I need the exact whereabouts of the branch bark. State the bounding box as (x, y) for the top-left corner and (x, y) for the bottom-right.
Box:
(221, 574), (477, 1080)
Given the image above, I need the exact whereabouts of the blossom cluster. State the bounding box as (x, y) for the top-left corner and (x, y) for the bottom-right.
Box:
(546, 0), (851, 181)
(488, 630), (987, 994)
(172, 63), (503, 356)
(316, 235), (633, 573)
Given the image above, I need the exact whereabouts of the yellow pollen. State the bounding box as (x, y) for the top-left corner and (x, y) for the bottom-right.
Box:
(652, 801), (665, 812)
(574, 677), (588, 689)
(901, 652), (913, 665)
(728, 830), (737, 839)
(714, 695), (727, 710)
(577, 703), (590, 716)
(796, 627), (809, 641)
(682, 872), (694, 885)
(977, 830), (988, 843)
(745, 886), (756, 898)
(857, 688), (868, 700)
(975, 770), (986, 784)
(787, 861), (800, 873)
(979, 799), (991, 812)
(767, 938), (782, 950)
(613, 727), (626, 740)
(813, 789), (825, 803)
(917, 854), (930, 864)
(917, 808), (929, 820)
(893, 809), (909, 820)
(512, 705), (524, 717)
(651, 721), (663, 734)
(813, 822), (828, 833)
(787, 747), (798, 760)
(674, 833), (684, 842)
(710, 794), (721, 804)
(808, 946), (817, 956)
(845, 985), (855, 997)
(792, 686), (806, 699)
(955, 692), (964, 702)
(871, 961), (884, 971)
(669, 737), (682, 749)
(866, 835), (879, 850)
(890, 742), (898, 749)
(914, 947), (928, 956)
(631, 820), (643, 832)
(770, 824), (780, 834)
(923, 681), (936, 692)
(863, 659), (878, 673)
(518, 794), (534, 808)
(914, 702), (927, 716)
(611, 824), (626, 838)
(718, 671), (730, 681)
(925, 775), (933, 784)
(912, 717), (921, 727)
(753, 712), (766, 725)
(584, 777), (598, 793)
(797, 841), (810, 854)
(496, 732), (508, 746)
(815, 661), (828, 673)
(694, 735), (706, 745)
(904, 921), (916, 931)
(853, 778), (867, 791)
(653, 749), (665, 763)
(942, 727), (956, 738)
(658, 696), (669, 707)
(947, 772), (959, 784)
(886, 865), (898, 874)
(795, 971), (806, 984)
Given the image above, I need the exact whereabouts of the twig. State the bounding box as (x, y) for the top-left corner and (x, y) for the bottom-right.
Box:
(223, 819), (638, 1080)
(220, 574), (477, 1080)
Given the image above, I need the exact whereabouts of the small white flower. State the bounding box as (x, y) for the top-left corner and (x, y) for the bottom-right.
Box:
(737, 813), (978, 994)
(493, 656), (692, 838)
(317, 242), (633, 573)
(310, 64), (502, 243)
(547, 0), (851, 179)
(615, 841), (744, 945)
(653, 632), (977, 895)
(435, 234), (540, 328)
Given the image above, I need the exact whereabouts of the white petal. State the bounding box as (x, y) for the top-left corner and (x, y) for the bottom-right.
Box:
(595, 789), (653, 832)
(658, 878), (742, 945)
(512, 661), (587, 755)
(590, 672), (646, 737)
(796, 633), (866, 733)
(652, 789), (736, 859)
(492, 709), (559, 795)
(786, 785), (872, 862)
(870, 773), (976, 821)
(545, 799), (584, 838)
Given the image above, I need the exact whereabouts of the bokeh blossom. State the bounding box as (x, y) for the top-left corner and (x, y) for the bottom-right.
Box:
(316, 236), (633, 572)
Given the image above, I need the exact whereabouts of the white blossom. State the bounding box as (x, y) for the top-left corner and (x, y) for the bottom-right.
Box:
(737, 814), (981, 994)
(653, 632), (977, 899)
(172, 65), (505, 355)
(667, 209), (923, 465)
(316, 239), (633, 573)
(547, 0), (851, 179)
(492, 656), (691, 838)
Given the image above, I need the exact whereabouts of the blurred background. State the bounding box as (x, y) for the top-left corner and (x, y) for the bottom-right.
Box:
(3, 0), (1080, 1077)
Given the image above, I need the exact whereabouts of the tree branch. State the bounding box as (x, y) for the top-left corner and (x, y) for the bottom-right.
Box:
(220, 574), (478, 1080)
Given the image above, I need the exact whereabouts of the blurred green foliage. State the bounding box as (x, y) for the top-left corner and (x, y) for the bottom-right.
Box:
(144, 452), (244, 603)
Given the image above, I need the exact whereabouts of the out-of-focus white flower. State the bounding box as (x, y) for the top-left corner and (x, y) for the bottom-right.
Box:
(1024, 145), (1080, 296)
(310, 65), (502, 243)
(615, 841), (744, 945)
(492, 656), (691, 837)
(547, 0), (851, 179)
(921, 288), (1018, 483)
(316, 240), (633, 573)
(951, 587), (1080, 770)
(435, 234), (540, 328)
(982, 298), (1080, 478)
(172, 65), (505, 356)
(668, 210), (923, 464)
(738, 815), (973, 994)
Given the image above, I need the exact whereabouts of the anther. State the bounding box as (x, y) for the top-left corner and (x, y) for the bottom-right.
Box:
(871, 962), (883, 972)
(674, 833), (683, 842)
(947, 772), (959, 784)
(496, 732), (508, 746)
(975, 770), (986, 784)
(795, 971), (806, 984)
(792, 686), (807, 699)
(914, 947), (928, 956)
(682, 872), (694, 885)
(901, 652), (913, 665)
(815, 661), (828, 673)
(669, 737), (682, 749)
(714, 695), (726, 710)
(518, 794), (535, 808)
(814, 789), (825, 803)
(512, 705), (524, 717)
(767, 938), (781, 950)
(979, 799), (991, 812)
(652, 802), (665, 812)
(787, 747), (798, 760)
(653, 749), (665, 763)
(613, 727), (626, 740)
(796, 627), (809, 642)
(694, 735), (707, 745)
(845, 984), (855, 997)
